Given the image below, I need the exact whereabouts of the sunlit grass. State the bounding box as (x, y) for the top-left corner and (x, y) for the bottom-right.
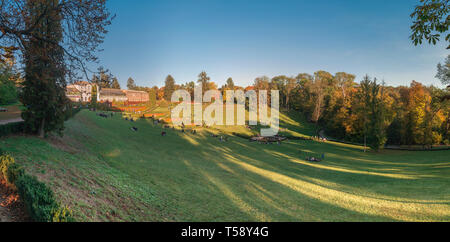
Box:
(0, 110), (449, 221)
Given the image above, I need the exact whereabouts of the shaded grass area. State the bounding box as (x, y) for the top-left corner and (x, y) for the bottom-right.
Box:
(1, 110), (449, 221)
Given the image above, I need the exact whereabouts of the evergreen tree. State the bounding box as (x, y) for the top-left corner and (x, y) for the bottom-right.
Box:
(164, 75), (176, 101)
(0, 63), (17, 105)
(90, 85), (98, 108)
(127, 77), (136, 90)
(111, 77), (121, 89)
(436, 55), (450, 87)
(0, 0), (112, 136)
(197, 71), (210, 95)
(21, 0), (68, 137)
(359, 75), (386, 151)
(226, 77), (235, 90)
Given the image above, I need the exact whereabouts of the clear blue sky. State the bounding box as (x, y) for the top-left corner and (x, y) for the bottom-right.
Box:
(95, 0), (449, 88)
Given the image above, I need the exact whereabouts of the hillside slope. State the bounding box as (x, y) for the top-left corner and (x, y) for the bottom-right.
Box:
(0, 110), (449, 221)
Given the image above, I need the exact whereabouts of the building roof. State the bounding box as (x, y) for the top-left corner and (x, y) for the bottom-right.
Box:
(122, 89), (148, 94)
(66, 87), (80, 94)
(100, 88), (126, 96)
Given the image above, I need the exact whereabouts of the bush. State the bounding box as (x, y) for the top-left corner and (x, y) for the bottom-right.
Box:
(6, 163), (24, 185)
(0, 153), (74, 222)
(0, 121), (24, 137)
(15, 174), (73, 222)
(15, 174), (60, 222)
(64, 107), (81, 121)
(52, 206), (74, 222)
(0, 79), (18, 105)
(0, 153), (15, 184)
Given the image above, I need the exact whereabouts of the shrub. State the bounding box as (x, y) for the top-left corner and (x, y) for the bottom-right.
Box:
(15, 174), (73, 222)
(0, 78), (18, 105)
(0, 153), (15, 184)
(15, 173), (74, 222)
(0, 153), (74, 222)
(15, 174), (60, 222)
(52, 206), (75, 222)
(0, 121), (24, 137)
(6, 163), (24, 185)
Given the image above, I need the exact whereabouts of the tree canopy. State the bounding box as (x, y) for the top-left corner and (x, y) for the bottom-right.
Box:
(410, 0), (450, 49)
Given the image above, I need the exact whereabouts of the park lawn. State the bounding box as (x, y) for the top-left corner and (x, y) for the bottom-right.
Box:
(0, 102), (24, 121)
(0, 110), (449, 221)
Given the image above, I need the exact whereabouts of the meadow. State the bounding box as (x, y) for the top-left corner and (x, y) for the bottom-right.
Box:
(0, 109), (449, 221)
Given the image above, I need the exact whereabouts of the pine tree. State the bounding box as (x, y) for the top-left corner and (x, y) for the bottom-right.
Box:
(90, 85), (98, 108)
(359, 75), (386, 151)
(164, 75), (175, 101)
(111, 77), (121, 89)
(127, 77), (136, 90)
(197, 71), (210, 95)
(226, 77), (235, 90)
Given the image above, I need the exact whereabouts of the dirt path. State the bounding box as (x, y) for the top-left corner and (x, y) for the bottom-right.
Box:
(0, 180), (29, 222)
(0, 118), (23, 125)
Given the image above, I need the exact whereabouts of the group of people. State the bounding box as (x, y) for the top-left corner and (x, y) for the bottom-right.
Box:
(97, 112), (113, 118)
(124, 117), (135, 122)
(302, 152), (325, 163)
(255, 140), (282, 145)
(312, 136), (327, 142)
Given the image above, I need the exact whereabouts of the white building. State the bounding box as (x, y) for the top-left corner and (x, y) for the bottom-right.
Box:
(66, 81), (96, 102)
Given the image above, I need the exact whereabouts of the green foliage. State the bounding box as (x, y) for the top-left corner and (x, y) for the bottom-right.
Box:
(64, 105), (82, 121)
(197, 71), (211, 95)
(0, 80), (17, 105)
(92, 67), (114, 88)
(52, 206), (75, 222)
(164, 75), (176, 101)
(0, 152), (74, 222)
(0, 121), (24, 137)
(15, 174), (73, 222)
(6, 163), (24, 185)
(90, 85), (98, 109)
(16, 174), (58, 222)
(410, 0), (450, 49)
(111, 77), (121, 89)
(226, 77), (235, 90)
(0, 64), (18, 105)
(436, 54), (450, 86)
(21, 0), (68, 137)
(359, 76), (387, 151)
(0, 153), (15, 184)
(127, 77), (136, 90)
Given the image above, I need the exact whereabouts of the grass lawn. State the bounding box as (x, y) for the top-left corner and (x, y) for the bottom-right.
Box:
(0, 102), (23, 122)
(0, 109), (449, 221)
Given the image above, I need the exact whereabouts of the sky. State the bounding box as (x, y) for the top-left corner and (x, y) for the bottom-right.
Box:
(94, 0), (449, 88)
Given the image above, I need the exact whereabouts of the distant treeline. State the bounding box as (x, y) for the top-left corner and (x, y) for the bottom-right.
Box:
(89, 63), (449, 150)
(146, 70), (449, 150)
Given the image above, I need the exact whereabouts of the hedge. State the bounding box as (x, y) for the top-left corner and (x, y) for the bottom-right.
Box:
(64, 107), (82, 121)
(0, 107), (81, 138)
(0, 121), (24, 137)
(0, 152), (74, 222)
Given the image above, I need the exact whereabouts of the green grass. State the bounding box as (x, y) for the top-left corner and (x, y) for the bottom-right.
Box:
(0, 110), (449, 221)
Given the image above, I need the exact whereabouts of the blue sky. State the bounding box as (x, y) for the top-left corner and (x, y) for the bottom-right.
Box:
(95, 0), (449, 88)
